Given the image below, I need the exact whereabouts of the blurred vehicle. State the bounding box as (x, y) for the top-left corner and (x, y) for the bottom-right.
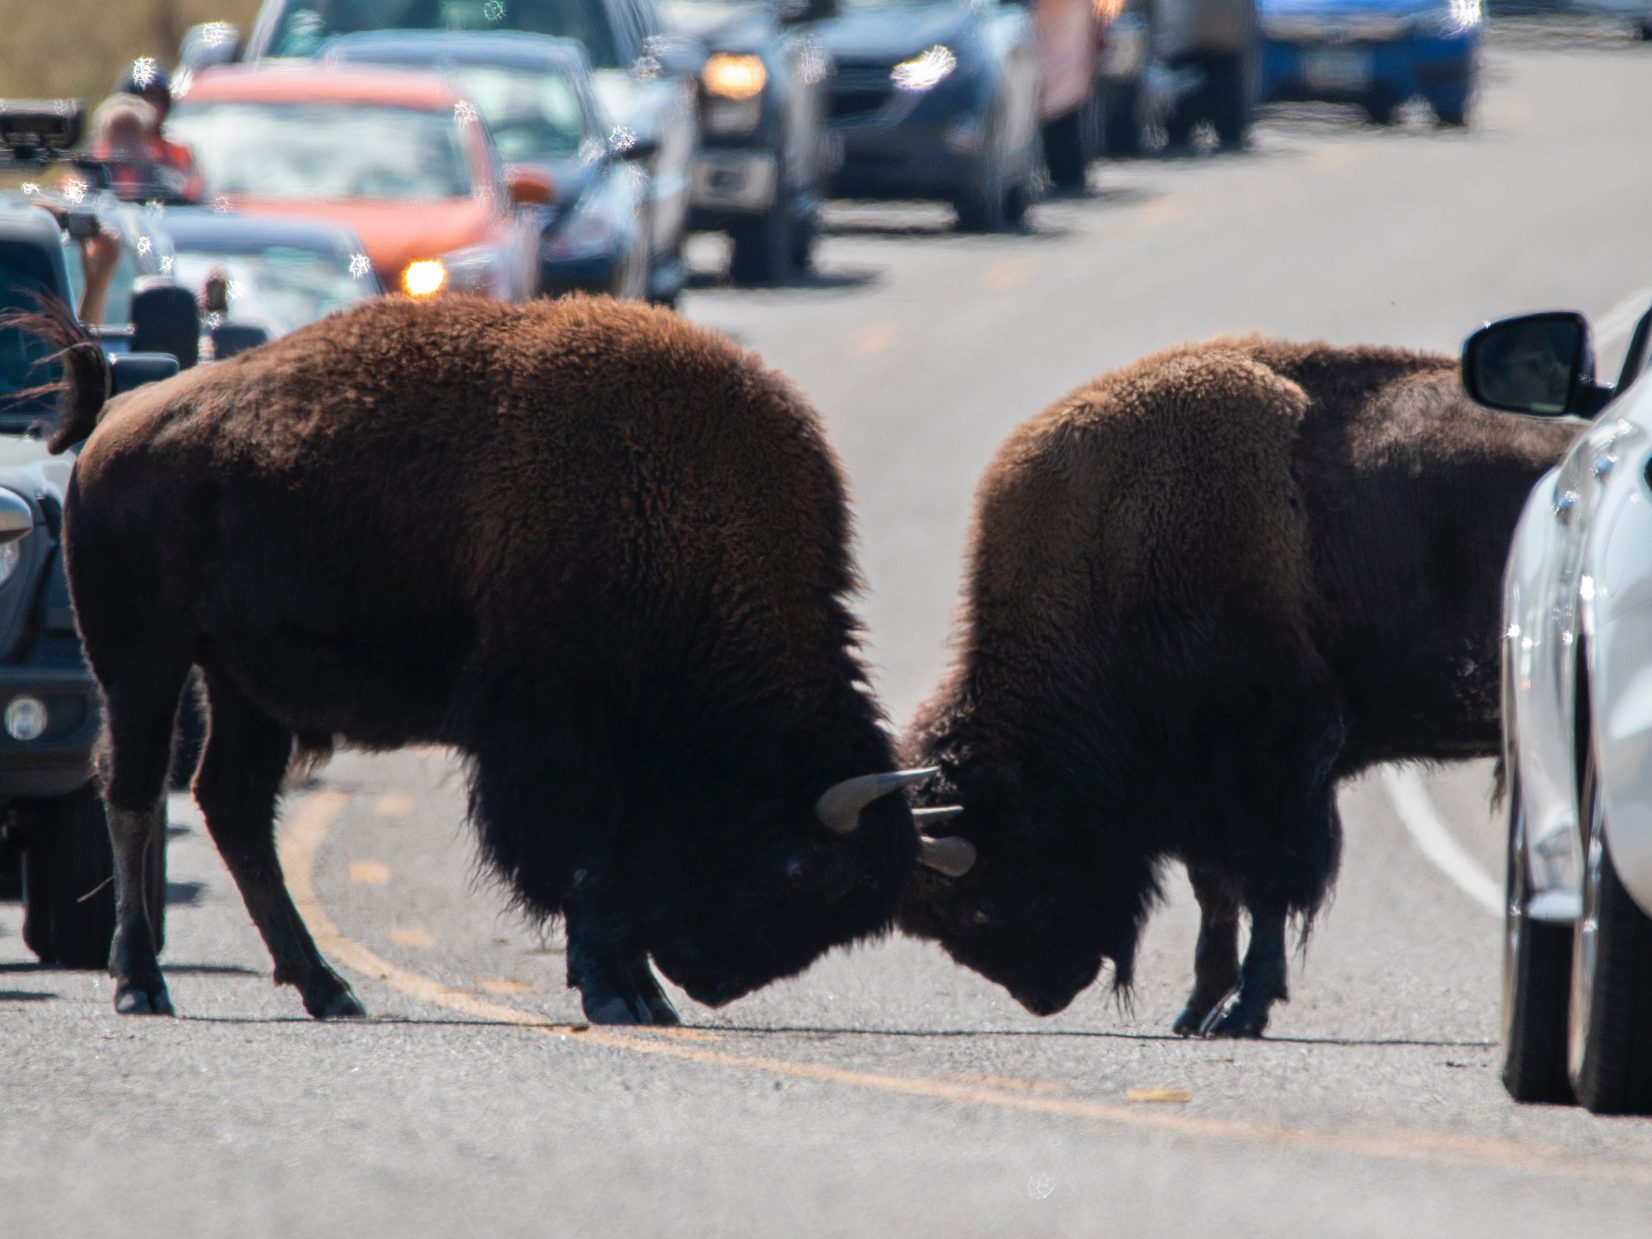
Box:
(159, 208), (383, 359)
(1486, 0), (1649, 41)
(1255, 0), (1482, 126)
(167, 64), (543, 301)
(321, 31), (654, 300)
(817, 0), (1043, 231)
(0, 102), (198, 966)
(658, 0), (835, 283)
(1149, 0), (1258, 145)
(204, 0), (700, 304)
(1475, 296), (1652, 1114)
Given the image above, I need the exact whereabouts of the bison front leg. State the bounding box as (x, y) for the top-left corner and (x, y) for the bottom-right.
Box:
(1173, 866), (1241, 1036)
(564, 923), (680, 1025)
(1202, 905), (1288, 1038)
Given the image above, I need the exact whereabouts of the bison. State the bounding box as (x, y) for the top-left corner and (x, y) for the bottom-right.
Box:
(40, 294), (968, 1024)
(899, 336), (1581, 1037)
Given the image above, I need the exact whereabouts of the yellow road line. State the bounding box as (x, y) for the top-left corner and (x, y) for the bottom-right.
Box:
(277, 790), (1652, 1187)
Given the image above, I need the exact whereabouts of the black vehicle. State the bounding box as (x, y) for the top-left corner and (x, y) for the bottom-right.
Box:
(202, 0), (701, 305)
(0, 108), (197, 966)
(816, 0), (1043, 231)
(322, 31), (654, 299)
(658, 0), (836, 283)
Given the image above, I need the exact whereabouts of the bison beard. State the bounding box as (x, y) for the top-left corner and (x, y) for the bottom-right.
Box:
(900, 337), (1581, 1037)
(48, 294), (965, 1024)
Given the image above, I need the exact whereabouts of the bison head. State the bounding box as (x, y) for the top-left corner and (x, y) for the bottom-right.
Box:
(643, 767), (971, 1008)
(898, 765), (1155, 1016)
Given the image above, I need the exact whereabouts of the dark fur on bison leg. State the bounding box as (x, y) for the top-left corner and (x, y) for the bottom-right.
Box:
(626, 957), (681, 1026)
(1203, 907), (1289, 1038)
(1173, 866), (1241, 1036)
(109, 801), (174, 1016)
(195, 672), (364, 1020)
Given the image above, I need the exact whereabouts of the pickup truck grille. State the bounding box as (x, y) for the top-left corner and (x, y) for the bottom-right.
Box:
(829, 65), (895, 120)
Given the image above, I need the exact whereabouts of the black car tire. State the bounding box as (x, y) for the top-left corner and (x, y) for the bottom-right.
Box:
(1205, 52), (1251, 146)
(789, 206), (818, 274)
(1103, 79), (1144, 157)
(1501, 767), (1574, 1104)
(1568, 745), (1652, 1114)
(1364, 88), (1399, 126)
(1435, 101), (1469, 128)
(1042, 86), (1102, 190)
(729, 187), (793, 286)
(20, 783), (117, 970)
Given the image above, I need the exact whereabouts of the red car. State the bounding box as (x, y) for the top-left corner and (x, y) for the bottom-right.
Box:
(170, 64), (549, 300)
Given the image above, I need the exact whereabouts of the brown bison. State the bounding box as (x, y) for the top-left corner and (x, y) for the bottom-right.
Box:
(42, 294), (967, 1023)
(900, 336), (1581, 1037)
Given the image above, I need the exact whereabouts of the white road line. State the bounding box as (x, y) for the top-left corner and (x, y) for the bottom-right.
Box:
(1382, 766), (1502, 918)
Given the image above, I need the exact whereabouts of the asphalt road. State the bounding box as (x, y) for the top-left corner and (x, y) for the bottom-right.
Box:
(5, 22), (1652, 1237)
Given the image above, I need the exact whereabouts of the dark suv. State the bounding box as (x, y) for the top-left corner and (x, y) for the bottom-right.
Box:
(0, 114), (194, 966)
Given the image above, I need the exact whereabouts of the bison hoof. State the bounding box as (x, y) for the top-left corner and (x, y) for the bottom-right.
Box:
(318, 990), (368, 1020)
(114, 982), (175, 1016)
(642, 992), (681, 1026)
(1203, 1003), (1270, 1039)
(583, 992), (645, 1025)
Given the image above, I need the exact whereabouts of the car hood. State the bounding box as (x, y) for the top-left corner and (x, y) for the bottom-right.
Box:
(218, 196), (496, 284)
(658, 0), (777, 51)
(814, 3), (974, 64)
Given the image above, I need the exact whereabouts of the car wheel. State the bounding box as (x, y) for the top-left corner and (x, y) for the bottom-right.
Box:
(1103, 79), (1144, 157)
(954, 128), (1009, 232)
(729, 187), (793, 287)
(1364, 88), (1399, 126)
(20, 783), (118, 969)
(789, 205), (818, 274)
(1434, 100), (1469, 128)
(1501, 766), (1574, 1103)
(1568, 744), (1652, 1114)
(1205, 52), (1251, 146)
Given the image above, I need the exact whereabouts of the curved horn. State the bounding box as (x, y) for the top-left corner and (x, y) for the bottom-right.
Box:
(918, 835), (977, 878)
(816, 766), (939, 835)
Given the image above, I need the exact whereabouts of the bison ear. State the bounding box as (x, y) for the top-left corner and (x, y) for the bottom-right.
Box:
(816, 767), (939, 834)
(918, 834), (976, 878)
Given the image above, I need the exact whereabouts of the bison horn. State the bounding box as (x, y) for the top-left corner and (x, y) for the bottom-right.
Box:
(918, 835), (977, 878)
(912, 806), (963, 827)
(816, 766), (939, 835)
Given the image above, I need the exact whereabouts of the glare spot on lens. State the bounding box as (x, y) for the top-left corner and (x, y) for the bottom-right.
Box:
(5, 696), (47, 742)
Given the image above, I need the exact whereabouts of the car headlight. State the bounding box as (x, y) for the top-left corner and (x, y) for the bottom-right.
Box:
(891, 46), (956, 93)
(1417, 0), (1483, 35)
(402, 260), (446, 297)
(704, 53), (766, 100)
(543, 188), (624, 263)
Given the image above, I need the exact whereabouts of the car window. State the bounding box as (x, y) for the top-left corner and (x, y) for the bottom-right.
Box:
(168, 102), (474, 201)
(173, 244), (375, 335)
(58, 231), (140, 326)
(270, 0), (623, 69)
(0, 245), (59, 420)
(451, 66), (590, 160)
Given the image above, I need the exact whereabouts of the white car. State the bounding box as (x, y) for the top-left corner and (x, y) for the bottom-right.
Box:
(1474, 298), (1652, 1114)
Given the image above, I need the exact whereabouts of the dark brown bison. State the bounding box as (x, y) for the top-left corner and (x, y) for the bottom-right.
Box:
(42, 294), (967, 1024)
(900, 336), (1581, 1037)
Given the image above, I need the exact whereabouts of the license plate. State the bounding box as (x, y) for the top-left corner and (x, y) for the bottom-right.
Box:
(1301, 47), (1373, 91)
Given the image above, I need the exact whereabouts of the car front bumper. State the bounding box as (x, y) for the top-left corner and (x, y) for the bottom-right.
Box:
(0, 665), (100, 801)
(1258, 32), (1479, 107)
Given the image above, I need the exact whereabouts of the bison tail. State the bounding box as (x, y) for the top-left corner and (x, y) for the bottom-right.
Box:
(0, 294), (111, 454)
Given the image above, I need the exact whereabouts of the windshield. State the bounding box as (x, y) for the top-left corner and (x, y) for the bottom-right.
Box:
(0, 247), (60, 424)
(167, 102), (473, 201)
(836, 0), (948, 10)
(173, 246), (375, 336)
(450, 66), (589, 160)
(270, 0), (623, 69)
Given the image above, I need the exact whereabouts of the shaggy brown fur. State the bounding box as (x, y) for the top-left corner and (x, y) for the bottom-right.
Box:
(60, 294), (921, 1023)
(901, 336), (1581, 1036)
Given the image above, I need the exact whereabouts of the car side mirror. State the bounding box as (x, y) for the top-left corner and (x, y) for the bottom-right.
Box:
(109, 352), (180, 396)
(211, 322), (270, 359)
(505, 165), (555, 205)
(1462, 312), (1610, 418)
(0, 491), (34, 546)
(612, 134), (660, 162)
(130, 284), (201, 371)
